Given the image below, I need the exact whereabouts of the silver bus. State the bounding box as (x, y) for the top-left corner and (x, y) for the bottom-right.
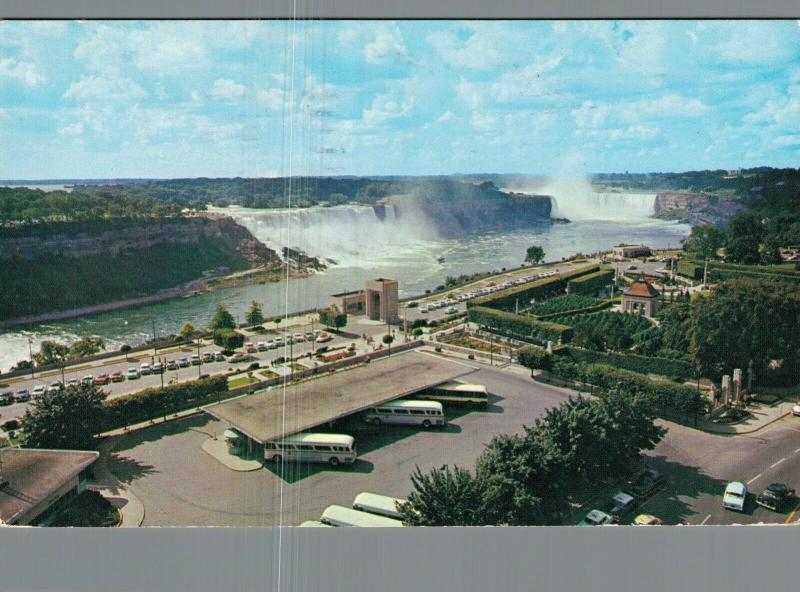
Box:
(363, 400), (445, 428)
(320, 505), (404, 527)
(352, 492), (405, 520)
(416, 381), (489, 407)
(264, 433), (356, 467)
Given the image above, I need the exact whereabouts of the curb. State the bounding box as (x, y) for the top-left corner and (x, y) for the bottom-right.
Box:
(697, 408), (794, 436)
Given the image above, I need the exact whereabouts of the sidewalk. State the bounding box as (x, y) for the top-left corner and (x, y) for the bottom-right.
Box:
(698, 401), (797, 435)
(90, 438), (146, 527)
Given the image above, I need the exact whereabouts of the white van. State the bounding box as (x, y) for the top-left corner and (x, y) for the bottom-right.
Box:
(352, 492), (405, 520)
(264, 433), (356, 466)
(363, 400), (445, 428)
(320, 505), (403, 527)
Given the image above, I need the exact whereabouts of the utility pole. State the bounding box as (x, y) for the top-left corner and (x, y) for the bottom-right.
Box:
(196, 337), (202, 379)
(152, 318), (158, 355)
(28, 336), (34, 378)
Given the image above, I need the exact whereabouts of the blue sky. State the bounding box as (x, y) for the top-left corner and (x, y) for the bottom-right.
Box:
(0, 20), (799, 179)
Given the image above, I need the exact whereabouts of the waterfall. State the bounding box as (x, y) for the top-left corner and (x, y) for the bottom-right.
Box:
(544, 178), (655, 221)
(222, 204), (438, 267)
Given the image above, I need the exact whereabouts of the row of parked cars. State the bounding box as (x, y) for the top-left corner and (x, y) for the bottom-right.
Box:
(415, 271), (559, 314)
(578, 468), (667, 526)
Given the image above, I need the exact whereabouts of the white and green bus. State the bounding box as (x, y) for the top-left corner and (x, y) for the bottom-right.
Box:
(352, 492), (405, 520)
(363, 400), (445, 428)
(264, 433), (356, 467)
(415, 381), (489, 407)
(320, 505), (404, 527)
(298, 520), (333, 527)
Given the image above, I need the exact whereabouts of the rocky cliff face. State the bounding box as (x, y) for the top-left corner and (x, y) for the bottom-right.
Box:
(384, 192), (552, 238)
(653, 191), (744, 226)
(0, 215), (283, 267)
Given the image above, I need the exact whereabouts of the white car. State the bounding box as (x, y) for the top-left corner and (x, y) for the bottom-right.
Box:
(792, 403), (800, 417)
(315, 332), (333, 343)
(126, 368), (140, 380)
(419, 306), (428, 313)
(445, 306), (458, 314)
(139, 363), (151, 375)
(32, 385), (46, 398)
(257, 342), (268, 352)
(723, 481), (747, 512)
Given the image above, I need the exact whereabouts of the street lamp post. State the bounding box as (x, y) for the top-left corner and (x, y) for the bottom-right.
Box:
(28, 336), (34, 378)
(152, 318), (158, 355)
(196, 337), (202, 379)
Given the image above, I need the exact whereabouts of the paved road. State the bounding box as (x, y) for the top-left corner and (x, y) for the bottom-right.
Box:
(106, 360), (576, 526)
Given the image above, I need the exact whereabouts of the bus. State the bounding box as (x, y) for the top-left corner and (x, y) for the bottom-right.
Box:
(264, 433), (356, 467)
(415, 381), (489, 407)
(298, 520), (333, 527)
(352, 492), (405, 520)
(320, 505), (404, 527)
(363, 400), (445, 428)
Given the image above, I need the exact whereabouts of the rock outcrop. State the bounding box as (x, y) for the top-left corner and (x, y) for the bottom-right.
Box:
(653, 191), (744, 226)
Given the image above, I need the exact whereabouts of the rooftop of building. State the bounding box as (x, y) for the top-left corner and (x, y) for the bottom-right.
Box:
(0, 448), (99, 525)
(623, 279), (660, 298)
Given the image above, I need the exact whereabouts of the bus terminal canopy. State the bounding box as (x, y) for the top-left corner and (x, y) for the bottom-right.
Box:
(202, 351), (476, 444)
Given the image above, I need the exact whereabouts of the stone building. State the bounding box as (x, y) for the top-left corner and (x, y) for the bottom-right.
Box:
(327, 278), (399, 323)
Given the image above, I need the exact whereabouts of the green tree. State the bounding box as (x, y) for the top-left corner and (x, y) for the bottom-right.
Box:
(725, 212), (763, 264)
(213, 329), (244, 350)
(517, 345), (551, 370)
(176, 322), (197, 342)
(245, 300), (265, 326)
(689, 279), (800, 379)
(32, 340), (69, 366)
(209, 304), (236, 331)
(22, 383), (107, 450)
(397, 464), (487, 526)
(67, 337), (104, 360)
(319, 307), (347, 330)
(525, 245), (545, 265)
(683, 224), (723, 259)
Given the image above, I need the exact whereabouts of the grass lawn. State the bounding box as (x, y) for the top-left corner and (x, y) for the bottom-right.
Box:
(49, 490), (120, 527)
(256, 370), (280, 381)
(227, 375), (261, 389)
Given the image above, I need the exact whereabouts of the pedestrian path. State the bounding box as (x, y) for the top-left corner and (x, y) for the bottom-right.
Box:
(201, 437), (263, 472)
(699, 401), (797, 435)
(91, 438), (146, 527)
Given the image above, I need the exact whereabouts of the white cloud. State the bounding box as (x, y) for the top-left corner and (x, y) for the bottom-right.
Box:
(258, 88), (286, 111)
(63, 75), (148, 101)
(427, 28), (501, 70)
(470, 111), (497, 132)
(437, 111), (454, 123)
(363, 93), (413, 126)
(632, 94), (710, 119)
(774, 134), (800, 146)
(363, 26), (407, 64)
(210, 79), (246, 101)
(58, 122), (84, 136)
(0, 58), (44, 86)
(455, 78), (483, 109)
(490, 56), (563, 103)
(571, 101), (609, 128)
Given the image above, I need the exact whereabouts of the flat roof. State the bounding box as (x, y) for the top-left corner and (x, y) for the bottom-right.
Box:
(0, 448), (99, 525)
(202, 351), (475, 444)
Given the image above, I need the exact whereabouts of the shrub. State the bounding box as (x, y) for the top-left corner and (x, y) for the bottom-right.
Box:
(213, 329), (244, 350)
(529, 294), (599, 317)
(567, 268), (614, 295)
(468, 306), (573, 344)
(517, 345), (551, 370)
(102, 374), (228, 430)
(562, 346), (695, 380)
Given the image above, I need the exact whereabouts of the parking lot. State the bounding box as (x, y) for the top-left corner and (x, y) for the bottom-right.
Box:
(104, 361), (575, 526)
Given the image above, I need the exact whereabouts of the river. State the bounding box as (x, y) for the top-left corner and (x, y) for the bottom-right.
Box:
(0, 194), (690, 372)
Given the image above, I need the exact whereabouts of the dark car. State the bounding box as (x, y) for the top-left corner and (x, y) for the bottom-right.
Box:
(0, 392), (12, 405)
(628, 469), (666, 498)
(756, 483), (795, 511)
(602, 491), (637, 522)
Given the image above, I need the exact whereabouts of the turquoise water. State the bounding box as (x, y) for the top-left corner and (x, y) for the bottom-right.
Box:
(0, 215), (689, 372)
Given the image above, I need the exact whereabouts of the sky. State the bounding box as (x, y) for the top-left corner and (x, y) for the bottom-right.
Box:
(0, 20), (799, 179)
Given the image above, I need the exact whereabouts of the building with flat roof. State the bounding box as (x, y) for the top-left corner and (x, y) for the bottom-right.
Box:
(612, 244), (652, 259)
(202, 351), (473, 451)
(0, 448), (99, 526)
(365, 278), (399, 322)
(328, 290), (366, 315)
(622, 278), (660, 318)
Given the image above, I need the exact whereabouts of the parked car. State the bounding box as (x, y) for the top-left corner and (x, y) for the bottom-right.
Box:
(245, 343), (257, 353)
(139, 363), (151, 375)
(1, 417), (21, 431)
(628, 468), (666, 498)
(603, 491), (637, 522)
(110, 371), (125, 382)
(93, 373), (110, 385)
(792, 402), (800, 417)
(305, 332), (314, 341)
(257, 342), (268, 352)
(274, 336), (284, 346)
(13, 389), (30, 402)
(419, 306), (429, 314)
(191, 354), (201, 366)
(66, 378), (79, 387)
(166, 360), (178, 371)
(294, 333), (305, 343)
(633, 514), (663, 526)
(178, 357), (191, 368)
(32, 385), (46, 398)
(201, 352), (214, 363)
(0, 392), (12, 405)
(577, 509), (615, 526)
(316, 332), (333, 343)
(267, 340), (277, 349)
(229, 353), (249, 363)
(151, 362), (164, 374)
(47, 381), (63, 393)
(445, 306), (458, 314)
(755, 483), (795, 511)
(214, 351), (225, 361)
(82, 375), (95, 386)
(126, 368), (140, 380)
(723, 481), (747, 512)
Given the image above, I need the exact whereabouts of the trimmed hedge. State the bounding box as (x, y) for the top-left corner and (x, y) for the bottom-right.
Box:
(708, 267), (800, 285)
(676, 259), (703, 280)
(102, 374), (229, 430)
(517, 345), (551, 370)
(544, 359), (705, 421)
(213, 329), (244, 350)
(469, 265), (600, 311)
(567, 268), (614, 296)
(678, 259), (800, 284)
(536, 300), (613, 321)
(468, 306), (573, 344)
(561, 346), (695, 380)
